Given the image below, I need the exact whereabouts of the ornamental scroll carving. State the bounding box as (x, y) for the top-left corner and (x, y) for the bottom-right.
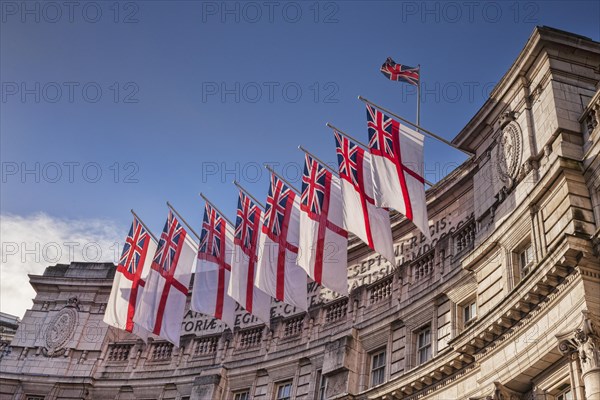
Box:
(556, 310), (600, 375)
(42, 296), (79, 357)
(472, 382), (523, 400)
(491, 382), (522, 400)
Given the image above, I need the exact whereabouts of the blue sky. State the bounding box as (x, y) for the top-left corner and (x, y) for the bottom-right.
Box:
(1, 1), (599, 315)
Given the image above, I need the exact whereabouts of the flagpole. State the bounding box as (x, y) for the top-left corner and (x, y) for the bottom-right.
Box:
(326, 122), (370, 149)
(297, 146), (339, 176)
(130, 209), (158, 242)
(264, 165), (301, 195)
(416, 64), (421, 130)
(325, 123), (434, 187)
(166, 201), (201, 241)
(199, 193), (235, 227)
(233, 180), (266, 209)
(358, 95), (475, 157)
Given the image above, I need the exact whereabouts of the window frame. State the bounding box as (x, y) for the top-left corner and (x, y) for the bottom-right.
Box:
(556, 385), (573, 400)
(459, 297), (477, 329)
(510, 236), (535, 287)
(369, 348), (386, 387)
(519, 243), (534, 274)
(316, 370), (327, 400)
(233, 390), (250, 400)
(275, 380), (293, 400)
(416, 326), (432, 366)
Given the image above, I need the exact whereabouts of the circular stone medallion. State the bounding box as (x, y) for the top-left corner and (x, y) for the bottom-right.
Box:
(496, 122), (522, 185)
(43, 306), (78, 357)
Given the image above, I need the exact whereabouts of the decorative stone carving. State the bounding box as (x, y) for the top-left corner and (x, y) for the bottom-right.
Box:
(471, 382), (523, 400)
(516, 158), (538, 181)
(575, 322), (600, 374)
(557, 337), (578, 355)
(556, 310), (600, 399)
(585, 104), (598, 135)
(529, 86), (543, 103)
(557, 311), (600, 374)
(42, 297), (79, 357)
(495, 121), (523, 188)
(499, 111), (518, 129)
(491, 381), (522, 400)
(592, 234), (600, 257)
(0, 341), (11, 359)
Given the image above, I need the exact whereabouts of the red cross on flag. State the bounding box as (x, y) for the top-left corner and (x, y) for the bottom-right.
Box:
(134, 211), (198, 346)
(298, 154), (349, 295)
(227, 190), (272, 324)
(334, 131), (395, 264)
(104, 215), (157, 338)
(191, 202), (237, 329)
(366, 104), (431, 240)
(256, 173), (308, 311)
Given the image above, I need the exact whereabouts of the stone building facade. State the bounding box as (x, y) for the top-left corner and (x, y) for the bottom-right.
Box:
(1, 26), (599, 400)
(0, 313), (20, 343)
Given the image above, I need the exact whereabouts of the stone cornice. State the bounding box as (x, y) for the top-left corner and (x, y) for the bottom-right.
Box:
(452, 26), (600, 152)
(363, 234), (589, 400)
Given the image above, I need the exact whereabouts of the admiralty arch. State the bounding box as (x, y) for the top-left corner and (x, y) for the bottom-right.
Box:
(1, 26), (600, 400)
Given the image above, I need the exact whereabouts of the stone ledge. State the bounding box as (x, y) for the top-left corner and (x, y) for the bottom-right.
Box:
(364, 235), (587, 400)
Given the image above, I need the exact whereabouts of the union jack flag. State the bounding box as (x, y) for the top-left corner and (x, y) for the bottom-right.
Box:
(119, 217), (151, 275)
(153, 211), (187, 274)
(380, 57), (419, 86)
(199, 203), (225, 259)
(234, 191), (261, 251)
(367, 104), (398, 162)
(301, 154), (328, 216)
(264, 174), (294, 237)
(334, 131), (362, 189)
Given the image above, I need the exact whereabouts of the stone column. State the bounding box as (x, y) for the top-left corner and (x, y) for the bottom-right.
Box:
(557, 311), (600, 400)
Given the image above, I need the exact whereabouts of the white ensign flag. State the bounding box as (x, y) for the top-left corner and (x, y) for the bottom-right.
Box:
(366, 104), (430, 239)
(298, 154), (349, 295)
(104, 215), (157, 338)
(333, 131), (395, 264)
(134, 211), (197, 347)
(227, 191), (272, 324)
(256, 174), (308, 311)
(191, 202), (237, 329)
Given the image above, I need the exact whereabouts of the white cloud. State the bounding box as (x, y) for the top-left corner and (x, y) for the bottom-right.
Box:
(0, 212), (124, 318)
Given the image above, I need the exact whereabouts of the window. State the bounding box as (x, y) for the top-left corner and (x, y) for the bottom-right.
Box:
(461, 299), (477, 327)
(233, 391), (249, 400)
(519, 243), (534, 274)
(556, 385), (573, 400)
(370, 349), (386, 386)
(26, 397), (45, 400)
(275, 381), (292, 400)
(417, 327), (432, 365)
(316, 370), (327, 400)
